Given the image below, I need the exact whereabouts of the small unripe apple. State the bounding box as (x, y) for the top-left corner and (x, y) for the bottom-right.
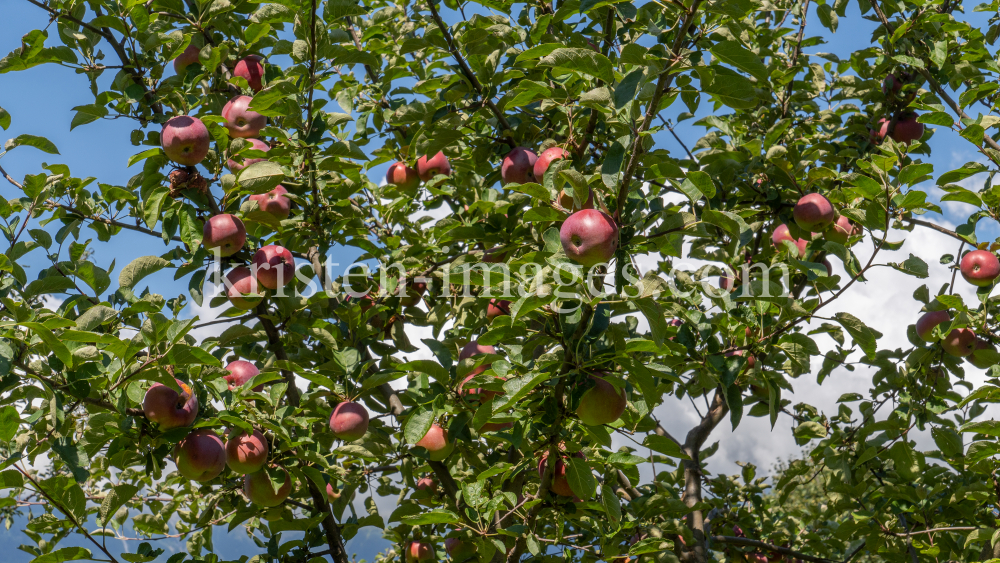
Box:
(942, 328), (977, 357)
(444, 538), (477, 561)
(227, 138), (270, 173)
(874, 113), (924, 144)
(557, 188), (595, 212)
(486, 299), (511, 321)
(224, 360), (263, 391)
(416, 151), (451, 181)
(387, 162), (421, 191)
(960, 249), (1000, 287)
(226, 266), (263, 310)
(560, 209), (618, 268)
(244, 468), (293, 507)
(534, 146), (570, 178)
(415, 424), (454, 461)
(968, 339), (996, 369)
(771, 224), (808, 257)
(173, 44), (201, 75)
(501, 146), (538, 184)
(824, 215), (858, 245)
(248, 185), (291, 220)
(252, 244), (295, 290)
(222, 95), (266, 138)
(329, 401), (370, 441)
(161, 116), (210, 166)
(143, 379), (198, 429)
(203, 214), (247, 257)
(233, 55), (265, 91)
(405, 541), (434, 563)
(915, 310), (950, 342)
(226, 429), (268, 474)
(174, 429), (226, 482)
(575, 373), (627, 426)
(793, 193), (835, 232)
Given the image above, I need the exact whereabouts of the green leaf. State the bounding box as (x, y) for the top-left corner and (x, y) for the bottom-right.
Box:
(238, 161), (285, 194)
(119, 255), (171, 290)
(635, 298), (669, 347)
(22, 322), (73, 368)
(685, 170), (716, 199)
(960, 420), (1000, 437)
(710, 41), (768, 81)
(538, 48), (614, 83)
(643, 435), (691, 459)
(404, 407), (435, 445)
(889, 254), (929, 278)
(0, 106), (9, 130)
(793, 421), (827, 441)
(51, 440), (90, 482)
(100, 483), (140, 525)
(834, 312), (882, 360)
(30, 547), (93, 563)
(701, 72), (757, 109)
(601, 484), (621, 524)
(400, 509), (461, 525)
(0, 406), (19, 442)
(564, 456), (596, 499)
(5, 134), (59, 154)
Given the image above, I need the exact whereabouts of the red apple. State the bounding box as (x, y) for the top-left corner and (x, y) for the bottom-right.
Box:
(222, 95), (266, 138)
(226, 429), (268, 474)
(719, 273), (739, 293)
(874, 113), (924, 144)
(400, 281), (427, 307)
(226, 138), (270, 172)
(329, 401), (370, 441)
(248, 185), (291, 220)
(416, 152), (451, 181)
(537, 453), (575, 497)
(960, 249), (1000, 287)
(224, 359), (263, 391)
(233, 55), (264, 92)
(203, 214), (247, 257)
(387, 162), (421, 191)
(771, 224), (808, 257)
(459, 340), (496, 382)
(252, 244), (295, 290)
(793, 193), (835, 233)
(445, 538), (477, 561)
(883, 72), (915, 103)
(405, 541), (434, 563)
(557, 188), (595, 212)
(575, 373), (626, 426)
(486, 299), (511, 321)
(824, 215), (858, 245)
(942, 328), (977, 357)
(484, 247), (509, 264)
(534, 146), (570, 178)
(501, 146), (538, 184)
(560, 209), (618, 268)
(968, 339), (996, 369)
(244, 467), (293, 507)
(173, 44), (201, 75)
(174, 429), (226, 482)
(916, 310), (950, 342)
(226, 266), (263, 310)
(325, 482), (343, 501)
(415, 424), (454, 461)
(161, 116), (210, 166)
(142, 379), (198, 429)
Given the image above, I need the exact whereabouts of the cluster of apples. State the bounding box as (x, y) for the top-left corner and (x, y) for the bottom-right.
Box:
(913, 249), (1000, 366)
(404, 537), (478, 563)
(871, 72), (924, 145)
(141, 362), (289, 506)
(141, 358), (376, 507)
(162, 52), (297, 308)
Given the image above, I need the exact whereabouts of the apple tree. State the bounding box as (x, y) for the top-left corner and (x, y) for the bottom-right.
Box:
(2, 0), (1000, 561)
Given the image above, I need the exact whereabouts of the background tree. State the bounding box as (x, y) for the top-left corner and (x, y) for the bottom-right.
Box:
(1, 0), (1000, 562)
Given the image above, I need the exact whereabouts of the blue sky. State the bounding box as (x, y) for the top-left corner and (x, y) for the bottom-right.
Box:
(0, 0), (996, 561)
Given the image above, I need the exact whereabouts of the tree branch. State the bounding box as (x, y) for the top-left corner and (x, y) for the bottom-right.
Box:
(425, 0), (512, 134)
(681, 388), (728, 563)
(711, 536), (833, 563)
